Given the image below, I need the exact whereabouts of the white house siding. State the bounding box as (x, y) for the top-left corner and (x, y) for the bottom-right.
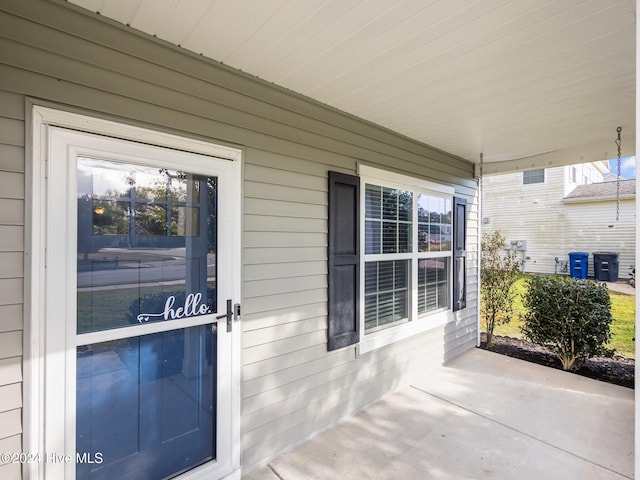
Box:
(562, 162), (609, 197)
(562, 199), (635, 278)
(482, 167), (635, 278)
(0, 1), (478, 476)
(483, 167), (565, 274)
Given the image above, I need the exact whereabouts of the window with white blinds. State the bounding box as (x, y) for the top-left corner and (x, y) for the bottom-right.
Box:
(364, 185), (412, 254)
(363, 180), (452, 333)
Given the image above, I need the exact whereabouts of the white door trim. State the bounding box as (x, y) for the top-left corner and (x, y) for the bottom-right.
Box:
(25, 106), (243, 480)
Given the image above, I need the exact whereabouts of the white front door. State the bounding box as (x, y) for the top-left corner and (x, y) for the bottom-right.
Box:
(35, 117), (241, 480)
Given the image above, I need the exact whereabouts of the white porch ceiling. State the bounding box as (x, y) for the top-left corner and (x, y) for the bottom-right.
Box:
(68, 0), (636, 173)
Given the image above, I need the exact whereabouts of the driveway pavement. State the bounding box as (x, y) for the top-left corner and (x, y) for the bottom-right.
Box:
(605, 280), (636, 296)
(243, 348), (634, 480)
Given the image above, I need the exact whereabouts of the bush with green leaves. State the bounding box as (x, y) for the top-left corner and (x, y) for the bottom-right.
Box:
(481, 230), (522, 346)
(521, 275), (613, 371)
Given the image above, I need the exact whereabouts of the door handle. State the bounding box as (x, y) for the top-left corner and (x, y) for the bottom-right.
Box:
(216, 299), (233, 332)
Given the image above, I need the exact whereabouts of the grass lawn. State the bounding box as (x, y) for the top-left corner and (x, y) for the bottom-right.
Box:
(488, 276), (636, 358)
(608, 291), (636, 358)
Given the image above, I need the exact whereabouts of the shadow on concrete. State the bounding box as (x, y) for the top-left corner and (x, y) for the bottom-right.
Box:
(243, 349), (634, 480)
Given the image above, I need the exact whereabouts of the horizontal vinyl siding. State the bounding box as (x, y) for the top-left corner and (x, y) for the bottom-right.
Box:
(0, 383), (21, 414)
(483, 167), (566, 274)
(483, 167), (635, 277)
(0, 357), (21, 387)
(0, 434), (21, 479)
(0, 2), (478, 475)
(445, 190), (481, 360)
(0, 117), (23, 146)
(0, 90), (24, 464)
(242, 150), (480, 467)
(242, 329), (447, 467)
(563, 200), (635, 277)
(242, 150), (334, 464)
(0, 226), (24, 252)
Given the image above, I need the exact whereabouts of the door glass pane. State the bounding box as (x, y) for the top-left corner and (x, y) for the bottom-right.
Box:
(76, 324), (216, 480)
(77, 158), (217, 333)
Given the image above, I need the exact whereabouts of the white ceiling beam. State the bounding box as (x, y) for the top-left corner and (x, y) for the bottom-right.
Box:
(477, 134), (636, 176)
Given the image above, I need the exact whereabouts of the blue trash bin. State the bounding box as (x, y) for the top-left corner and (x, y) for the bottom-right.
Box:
(568, 252), (589, 279)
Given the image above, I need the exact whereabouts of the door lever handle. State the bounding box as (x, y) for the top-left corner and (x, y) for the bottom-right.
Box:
(216, 299), (233, 332)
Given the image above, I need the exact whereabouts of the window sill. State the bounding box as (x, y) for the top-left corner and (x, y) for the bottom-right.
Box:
(357, 309), (452, 355)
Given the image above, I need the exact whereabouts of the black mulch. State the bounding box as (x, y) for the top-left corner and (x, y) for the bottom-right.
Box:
(480, 333), (635, 389)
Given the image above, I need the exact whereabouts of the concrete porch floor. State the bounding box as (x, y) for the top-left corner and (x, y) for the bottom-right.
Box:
(243, 348), (634, 480)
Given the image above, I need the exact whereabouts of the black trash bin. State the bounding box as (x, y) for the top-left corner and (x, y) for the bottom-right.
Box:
(592, 252), (620, 282)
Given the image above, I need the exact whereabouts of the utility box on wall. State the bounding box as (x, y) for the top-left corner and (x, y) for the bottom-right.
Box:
(510, 240), (527, 251)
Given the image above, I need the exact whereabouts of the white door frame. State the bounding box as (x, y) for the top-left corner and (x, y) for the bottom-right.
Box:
(25, 105), (242, 480)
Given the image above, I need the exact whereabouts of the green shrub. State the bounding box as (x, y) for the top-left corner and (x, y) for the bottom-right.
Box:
(481, 231), (522, 346)
(521, 276), (613, 370)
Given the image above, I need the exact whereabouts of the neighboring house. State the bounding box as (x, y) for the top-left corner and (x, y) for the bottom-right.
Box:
(482, 163), (635, 279)
(0, 3), (479, 480)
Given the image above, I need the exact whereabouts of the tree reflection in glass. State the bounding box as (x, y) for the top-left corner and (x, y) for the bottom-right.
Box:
(76, 158), (217, 333)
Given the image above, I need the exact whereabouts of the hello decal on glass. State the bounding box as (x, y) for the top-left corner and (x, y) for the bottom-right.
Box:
(137, 293), (211, 323)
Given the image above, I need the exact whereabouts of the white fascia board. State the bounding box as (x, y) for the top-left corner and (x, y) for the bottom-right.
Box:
(477, 135), (636, 177)
(562, 195), (636, 204)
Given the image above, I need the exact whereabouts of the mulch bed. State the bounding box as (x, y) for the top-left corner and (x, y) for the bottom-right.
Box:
(480, 333), (635, 389)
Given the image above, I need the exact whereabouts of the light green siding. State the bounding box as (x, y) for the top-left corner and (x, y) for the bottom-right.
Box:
(0, 0), (479, 474)
(0, 88), (24, 479)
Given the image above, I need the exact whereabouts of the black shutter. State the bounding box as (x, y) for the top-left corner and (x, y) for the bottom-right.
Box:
(327, 171), (360, 350)
(452, 197), (467, 312)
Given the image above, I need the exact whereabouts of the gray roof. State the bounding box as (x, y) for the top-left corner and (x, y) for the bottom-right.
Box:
(564, 179), (635, 199)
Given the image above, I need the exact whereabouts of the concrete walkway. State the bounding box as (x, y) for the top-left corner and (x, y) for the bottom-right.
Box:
(243, 349), (634, 480)
(605, 280), (636, 296)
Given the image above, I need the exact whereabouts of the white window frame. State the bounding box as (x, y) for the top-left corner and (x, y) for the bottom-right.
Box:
(26, 105), (243, 480)
(357, 165), (455, 354)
